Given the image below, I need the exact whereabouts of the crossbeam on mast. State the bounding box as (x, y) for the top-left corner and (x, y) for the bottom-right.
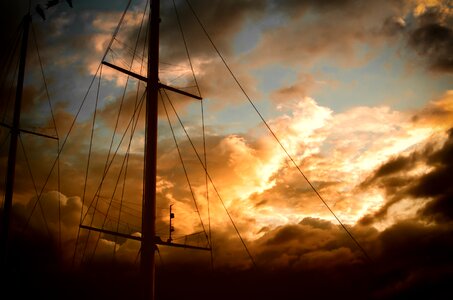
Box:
(0, 122), (59, 140)
(79, 224), (211, 251)
(101, 61), (202, 100)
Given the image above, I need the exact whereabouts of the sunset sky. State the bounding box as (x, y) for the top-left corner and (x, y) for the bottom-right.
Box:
(1, 0), (452, 299)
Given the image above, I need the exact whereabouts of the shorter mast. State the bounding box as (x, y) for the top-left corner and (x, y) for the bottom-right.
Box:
(1, 13), (31, 264)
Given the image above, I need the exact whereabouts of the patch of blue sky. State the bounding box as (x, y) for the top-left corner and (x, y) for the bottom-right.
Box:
(310, 45), (452, 112)
(233, 10), (287, 55)
(199, 63), (300, 134)
(251, 64), (298, 120)
(201, 99), (264, 136)
(42, 61), (140, 123)
(73, 0), (128, 12)
(233, 24), (261, 54)
(253, 64), (298, 95)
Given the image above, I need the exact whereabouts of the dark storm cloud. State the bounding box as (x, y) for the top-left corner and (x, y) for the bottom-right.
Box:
(359, 127), (453, 225)
(181, 216), (452, 299)
(388, 5), (453, 74)
(411, 128), (453, 223)
(370, 220), (453, 299)
(250, 217), (453, 299)
(372, 153), (416, 178)
(408, 16), (453, 73)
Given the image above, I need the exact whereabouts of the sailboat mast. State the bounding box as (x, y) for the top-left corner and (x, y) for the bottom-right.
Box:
(1, 13), (31, 265)
(141, 0), (160, 299)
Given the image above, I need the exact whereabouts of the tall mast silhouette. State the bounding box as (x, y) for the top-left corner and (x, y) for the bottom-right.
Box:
(83, 1), (207, 299)
(142, 0), (160, 299)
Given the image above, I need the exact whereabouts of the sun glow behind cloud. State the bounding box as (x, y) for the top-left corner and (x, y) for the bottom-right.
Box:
(218, 91), (453, 236)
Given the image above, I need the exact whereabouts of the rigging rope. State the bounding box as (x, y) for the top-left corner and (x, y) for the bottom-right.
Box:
(160, 89), (210, 247)
(89, 106), (144, 262)
(1, 44), (20, 125)
(172, 0), (201, 97)
(184, 0), (372, 263)
(78, 89), (145, 264)
(25, 0), (134, 245)
(114, 1), (149, 261)
(172, 0), (213, 268)
(31, 21), (62, 252)
(80, 90), (146, 225)
(78, 65), (103, 264)
(18, 20), (60, 247)
(19, 135), (51, 238)
(70, 0), (134, 265)
(165, 90), (257, 268)
(87, 0), (149, 261)
(201, 99), (213, 268)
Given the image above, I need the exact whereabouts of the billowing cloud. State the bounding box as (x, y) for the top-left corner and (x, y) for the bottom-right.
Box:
(244, 0), (409, 68)
(360, 126), (453, 225)
(223, 91), (452, 233)
(407, 3), (453, 73)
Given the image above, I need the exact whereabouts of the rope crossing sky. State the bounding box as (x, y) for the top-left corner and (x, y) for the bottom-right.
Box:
(184, 0), (373, 263)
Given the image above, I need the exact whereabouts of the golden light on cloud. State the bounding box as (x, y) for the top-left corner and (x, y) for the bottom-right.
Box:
(21, 90), (448, 250)
(218, 135), (279, 198)
(413, 0), (452, 16)
(197, 92), (453, 239)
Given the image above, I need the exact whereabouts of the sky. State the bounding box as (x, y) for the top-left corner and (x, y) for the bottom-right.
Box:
(0, 0), (453, 299)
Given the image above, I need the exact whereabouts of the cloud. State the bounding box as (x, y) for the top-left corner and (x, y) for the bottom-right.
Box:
(412, 90), (453, 127)
(359, 126), (453, 225)
(411, 129), (453, 223)
(244, 0), (409, 68)
(407, 6), (453, 73)
(356, 91), (453, 225)
(158, 216), (453, 299)
(8, 189), (144, 265)
(14, 191), (85, 235)
(252, 217), (362, 269)
(160, 0), (267, 59)
(381, 15), (407, 36)
(234, 0), (453, 75)
(371, 220), (453, 299)
(234, 95), (443, 228)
